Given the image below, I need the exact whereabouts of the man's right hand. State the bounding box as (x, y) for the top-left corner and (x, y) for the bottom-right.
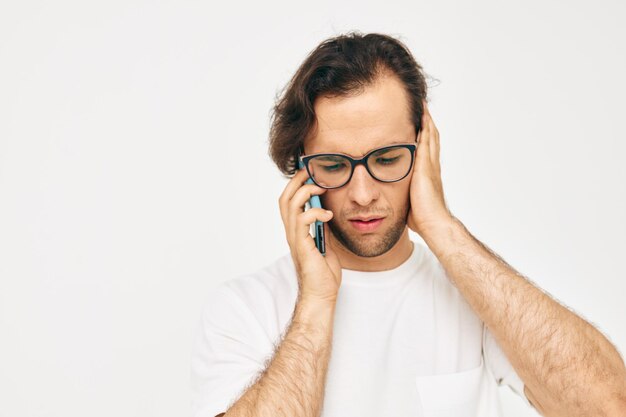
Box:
(278, 167), (342, 305)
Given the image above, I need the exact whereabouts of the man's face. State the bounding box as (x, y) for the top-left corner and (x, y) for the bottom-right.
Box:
(303, 73), (416, 258)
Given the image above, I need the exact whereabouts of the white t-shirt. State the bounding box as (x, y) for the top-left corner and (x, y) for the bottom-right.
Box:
(191, 240), (534, 417)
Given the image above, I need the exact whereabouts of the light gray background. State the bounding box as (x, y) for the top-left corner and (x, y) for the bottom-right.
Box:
(1, 1), (624, 416)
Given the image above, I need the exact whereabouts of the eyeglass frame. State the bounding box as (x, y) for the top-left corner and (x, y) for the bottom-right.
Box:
(298, 142), (418, 190)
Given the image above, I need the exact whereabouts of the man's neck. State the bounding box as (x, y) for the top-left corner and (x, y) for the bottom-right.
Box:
(331, 228), (414, 272)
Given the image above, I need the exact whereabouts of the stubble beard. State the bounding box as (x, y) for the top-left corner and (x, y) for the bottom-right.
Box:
(327, 204), (410, 258)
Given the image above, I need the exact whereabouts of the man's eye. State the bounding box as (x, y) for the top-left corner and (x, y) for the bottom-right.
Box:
(376, 156), (400, 165)
(322, 164), (347, 172)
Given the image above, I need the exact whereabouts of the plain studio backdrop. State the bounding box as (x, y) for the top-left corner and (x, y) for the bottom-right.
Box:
(1, 1), (625, 416)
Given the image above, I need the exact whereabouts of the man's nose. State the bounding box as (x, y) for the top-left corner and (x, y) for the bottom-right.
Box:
(346, 164), (379, 206)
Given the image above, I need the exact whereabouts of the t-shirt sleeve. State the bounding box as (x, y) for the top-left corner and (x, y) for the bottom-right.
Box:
(190, 283), (273, 417)
(482, 323), (534, 409)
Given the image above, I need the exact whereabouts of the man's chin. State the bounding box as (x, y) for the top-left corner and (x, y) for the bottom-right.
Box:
(328, 220), (405, 258)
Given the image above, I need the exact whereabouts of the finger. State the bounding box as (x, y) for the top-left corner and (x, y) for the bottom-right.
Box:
(295, 208), (333, 243)
(417, 112), (431, 172)
(279, 167), (309, 212)
(279, 168), (310, 226)
(423, 101), (440, 156)
(433, 130), (441, 173)
(288, 183), (327, 216)
(279, 169), (311, 250)
(425, 110), (440, 166)
(287, 183), (327, 246)
(422, 99), (430, 117)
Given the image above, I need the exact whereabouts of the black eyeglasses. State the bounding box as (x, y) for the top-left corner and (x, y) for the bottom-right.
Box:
(299, 143), (417, 189)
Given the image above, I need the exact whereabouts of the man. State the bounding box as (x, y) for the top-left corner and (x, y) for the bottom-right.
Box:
(191, 32), (626, 417)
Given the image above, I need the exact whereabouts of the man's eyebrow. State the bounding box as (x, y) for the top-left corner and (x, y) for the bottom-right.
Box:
(324, 140), (412, 157)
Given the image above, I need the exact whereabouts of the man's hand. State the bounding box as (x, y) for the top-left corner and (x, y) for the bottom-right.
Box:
(278, 167), (342, 305)
(412, 103), (626, 416)
(407, 100), (454, 236)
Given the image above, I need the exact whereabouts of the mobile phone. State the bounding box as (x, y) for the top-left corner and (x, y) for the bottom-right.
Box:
(298, 160), (326, 256)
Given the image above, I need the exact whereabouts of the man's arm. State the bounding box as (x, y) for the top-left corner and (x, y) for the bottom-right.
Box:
(222, 297), (335, 417)
(421, 215), (626, 417)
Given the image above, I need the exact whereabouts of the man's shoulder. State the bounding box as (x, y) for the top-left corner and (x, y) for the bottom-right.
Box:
(413, 240), (472, 306)
(227, 251), (296, 293)
(414, 240), (451, 283)
(205, 252), (298, 316)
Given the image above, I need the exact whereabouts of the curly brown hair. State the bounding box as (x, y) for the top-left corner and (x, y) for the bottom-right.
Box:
(268, 31), (433, 177)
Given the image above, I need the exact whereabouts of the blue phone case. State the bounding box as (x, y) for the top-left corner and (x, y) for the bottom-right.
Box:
(298, 161), (326, 256)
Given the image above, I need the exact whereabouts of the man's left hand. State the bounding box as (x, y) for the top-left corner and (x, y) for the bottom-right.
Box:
(407, 100), (454, 236)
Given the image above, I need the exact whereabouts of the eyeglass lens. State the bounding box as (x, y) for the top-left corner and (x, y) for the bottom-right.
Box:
(307, 146), (413, 188)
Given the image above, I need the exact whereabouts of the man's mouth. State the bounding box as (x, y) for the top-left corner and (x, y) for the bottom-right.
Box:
(348, 217), (384, 232)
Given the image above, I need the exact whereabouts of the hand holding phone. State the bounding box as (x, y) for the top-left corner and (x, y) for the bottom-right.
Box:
(278, 162), (341, 304)
(299, 161), (326, 256)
